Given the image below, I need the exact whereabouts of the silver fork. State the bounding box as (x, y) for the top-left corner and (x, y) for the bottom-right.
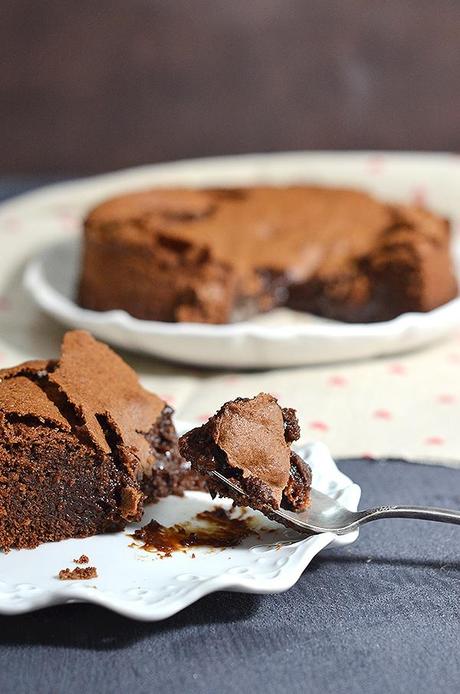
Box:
(211, 471), (460, 535)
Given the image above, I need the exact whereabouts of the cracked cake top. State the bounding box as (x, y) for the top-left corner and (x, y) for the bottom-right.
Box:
(0, 331), (166, 473)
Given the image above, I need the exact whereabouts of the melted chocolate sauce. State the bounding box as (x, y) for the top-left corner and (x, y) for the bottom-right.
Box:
(131, 507), (256, 557)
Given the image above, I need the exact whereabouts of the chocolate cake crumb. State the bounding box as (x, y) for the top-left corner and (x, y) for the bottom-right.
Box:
(58, 566), (98, 581)
(73, 554), (89, 564)
(179, 393), (312, 531)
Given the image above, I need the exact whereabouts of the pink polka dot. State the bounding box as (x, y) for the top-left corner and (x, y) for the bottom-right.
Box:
(362, 452), (376, 460)
(388, 363), (406, 375)
(425, 436), (445, 446)
(367, 154), (385, 175)
(223, 375), (240, 384)
(0, 217), (22, 234)
(328, 375), (348, 387)
(2, 217), (21, 231)
(412, 186), (428, 207)
(373, 409), (392, 420)
(309, 420), (329, 432)
(198, 413), (212, 423)
(160, 394), (176, 406)
(57, 209), (78, 231)
(437, 394), (456, 404)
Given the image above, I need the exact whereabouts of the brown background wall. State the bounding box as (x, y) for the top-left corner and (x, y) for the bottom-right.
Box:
(1, 0), (459, 175)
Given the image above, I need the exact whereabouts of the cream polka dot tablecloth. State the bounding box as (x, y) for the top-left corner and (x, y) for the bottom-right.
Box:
(1, 176), (460, 468)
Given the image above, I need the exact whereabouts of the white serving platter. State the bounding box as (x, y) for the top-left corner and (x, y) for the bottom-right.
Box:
(12, 151), (460, 368)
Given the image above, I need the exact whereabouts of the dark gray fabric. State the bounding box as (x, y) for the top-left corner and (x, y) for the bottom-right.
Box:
(0, 178), (64, 202)
(0, 458), (459, 694)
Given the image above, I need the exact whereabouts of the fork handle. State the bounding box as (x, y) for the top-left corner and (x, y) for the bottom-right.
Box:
(357, 505), (460, 528)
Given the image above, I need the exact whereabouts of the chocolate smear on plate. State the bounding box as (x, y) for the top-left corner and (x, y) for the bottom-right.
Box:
(131, 507), (257, 557)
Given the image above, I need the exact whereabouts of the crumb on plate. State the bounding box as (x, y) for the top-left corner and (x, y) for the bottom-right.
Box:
(58, 566), (98, 581)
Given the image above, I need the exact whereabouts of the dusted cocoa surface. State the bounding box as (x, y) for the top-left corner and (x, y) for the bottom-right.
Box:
(179, 393), (312, 522)
(0, 330), (199, 551)
(78, 185), (457, 324)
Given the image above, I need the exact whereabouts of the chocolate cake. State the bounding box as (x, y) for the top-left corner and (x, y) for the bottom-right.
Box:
(78, 186), (457, 324)
(0, 330), (201, 552)
(179, 393), (312, 518)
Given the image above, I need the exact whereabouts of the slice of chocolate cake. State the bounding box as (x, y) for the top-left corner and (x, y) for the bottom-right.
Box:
(179, 394), (312, 518)
(0, 330), (201, 551)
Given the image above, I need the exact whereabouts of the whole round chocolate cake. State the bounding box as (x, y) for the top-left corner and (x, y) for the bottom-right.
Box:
(78, 185), (457, 324)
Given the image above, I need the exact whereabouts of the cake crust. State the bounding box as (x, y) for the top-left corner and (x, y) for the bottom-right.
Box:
(78, 186), (457, 324)
(179, 393), (312, 521)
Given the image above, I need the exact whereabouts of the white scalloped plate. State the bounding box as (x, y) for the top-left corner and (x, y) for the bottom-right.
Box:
(15, 151), (460, 368)
(0, 442), (360, 621)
